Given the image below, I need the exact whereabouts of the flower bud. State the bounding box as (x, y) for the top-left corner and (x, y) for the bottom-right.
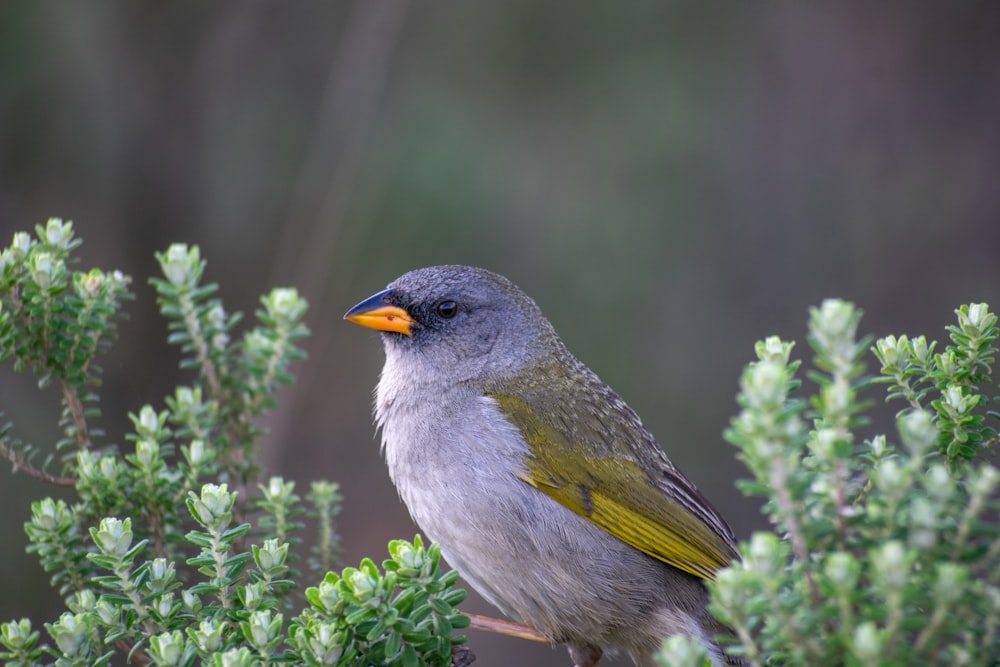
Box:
(30, 252), (60, 289)
(242, 582), (264, 611)
(182, 590), (202, 614)
(10, 231), (32, 259)
(194, 619), (224, 652)
(248, 610), (282, 649)
(46, 612), (88, 657)
(265, 287), (307, 322)
(188, 483), (235, 530)
(30, 497), (73, 532)
(40, 218), (74, 249)
(851, 622), (882, 666)
(184, 439), (212, 467)
(67, 590), (96, 613)
(824, 552), (859, 591)
(898, 409), (935, 457)
(159, 244), (200, 287)
(135, 439), (159, 468)
(92, 517), (133, 558)
(155, 592), (175, 621)
(873, 541), (909, 591)
(923, 464), (953, 500)
(149, 630), (184, 666)
(909, 336), (931, 363)
(2, 618), (35, 650)
(869, 435), (888, 457)
(957, 303), (993, 335)
(349, 568), (378, 600)
(874, 335), (910, 371)
(74, 269), (104, 299)
(254, 538), (289, 573)
(262, 476), (295, 503)
(148, 557), (176, 593)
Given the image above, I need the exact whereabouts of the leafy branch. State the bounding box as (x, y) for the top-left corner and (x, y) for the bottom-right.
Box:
(0, 221), (470, 667)
(659, 300), (1000, 667)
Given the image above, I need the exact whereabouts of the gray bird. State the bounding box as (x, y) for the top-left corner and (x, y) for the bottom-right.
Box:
(345, 265), (743, 667)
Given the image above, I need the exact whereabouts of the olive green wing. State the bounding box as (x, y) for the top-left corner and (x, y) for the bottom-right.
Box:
(489, 391), (739, 581)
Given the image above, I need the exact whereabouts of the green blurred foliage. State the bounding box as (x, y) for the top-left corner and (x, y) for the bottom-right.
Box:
(2, 2), (999, 665)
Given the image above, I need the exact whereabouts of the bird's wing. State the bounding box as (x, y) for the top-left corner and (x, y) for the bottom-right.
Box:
(488, 390), (739, 581)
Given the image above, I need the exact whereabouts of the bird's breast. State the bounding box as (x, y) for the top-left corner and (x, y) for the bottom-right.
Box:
(375, 380), (549, 607)
(376, 380), (531, 506)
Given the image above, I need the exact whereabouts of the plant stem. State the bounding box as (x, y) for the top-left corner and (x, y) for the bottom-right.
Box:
(61, 379), (92, 450)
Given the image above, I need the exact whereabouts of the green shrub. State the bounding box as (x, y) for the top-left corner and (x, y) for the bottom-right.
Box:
(0, 221), (468, 667)
(659, 301), (1000, 666)
(4, 220), (997, 667)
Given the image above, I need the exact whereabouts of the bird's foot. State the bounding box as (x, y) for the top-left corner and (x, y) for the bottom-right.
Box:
(569, 642), (602, 667)
(451, 645), (476, 667)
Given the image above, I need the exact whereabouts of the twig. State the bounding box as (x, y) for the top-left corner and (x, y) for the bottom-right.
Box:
(178, 291), (222, 400)
(147, 507), (167, 559)
(115, 639), (150, 666)
(913, 601), (950, 654)
(770, 457), (821, 607)
(731, 622), (764, 667)
(465, 613), (548, 643)
(61, 379), (92, 449)
(0, 442), (76, 487)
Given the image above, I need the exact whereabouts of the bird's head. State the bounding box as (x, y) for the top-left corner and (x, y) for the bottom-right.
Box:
(344, 265), (561, 385)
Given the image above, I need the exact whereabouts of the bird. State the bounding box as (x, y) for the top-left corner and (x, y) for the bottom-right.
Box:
(344, 265), (743, 667)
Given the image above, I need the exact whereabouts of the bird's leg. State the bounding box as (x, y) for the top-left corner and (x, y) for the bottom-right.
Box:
(568, 643), (602, 667)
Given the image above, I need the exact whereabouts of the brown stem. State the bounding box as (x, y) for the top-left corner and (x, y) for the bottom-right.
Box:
(178, 290), (221, 400)
(115, 639), (150, 665)
(61, 379), (92, 449)
(465, 613), (548, 643)
(148, 508), (167, 559)
(0, 442), (76, 487)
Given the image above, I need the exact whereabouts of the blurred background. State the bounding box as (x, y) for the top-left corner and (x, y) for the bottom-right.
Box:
(2, 2), (999, 665)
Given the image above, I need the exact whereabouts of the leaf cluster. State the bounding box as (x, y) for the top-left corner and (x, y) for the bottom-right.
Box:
(0, 220), (132, 464)
(658, 300), (1000, 667)
(150, 244), (309, 484)
(3, 487), (461, 667)
(296, 536), (469, 667)
(0, 223), (469, 666)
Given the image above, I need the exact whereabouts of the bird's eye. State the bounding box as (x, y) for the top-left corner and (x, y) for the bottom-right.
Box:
(436, 300), (458, 319)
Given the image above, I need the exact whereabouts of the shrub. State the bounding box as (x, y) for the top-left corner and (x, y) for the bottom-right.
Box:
(659, 300), (1000, 666)
(0, 221), (468, 667)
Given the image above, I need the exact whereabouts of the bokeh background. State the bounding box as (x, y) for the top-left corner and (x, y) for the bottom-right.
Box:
(2, 2), (999, 665)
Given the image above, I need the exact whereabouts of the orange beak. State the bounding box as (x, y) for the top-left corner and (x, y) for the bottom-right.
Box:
(344, 289), (415, 336)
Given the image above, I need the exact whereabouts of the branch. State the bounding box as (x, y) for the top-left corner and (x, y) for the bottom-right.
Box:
(465, 613), (547, 643)
(0, 441), (76, 487)
(61, 379), (92, 449)
(770, 457), (821, 608)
